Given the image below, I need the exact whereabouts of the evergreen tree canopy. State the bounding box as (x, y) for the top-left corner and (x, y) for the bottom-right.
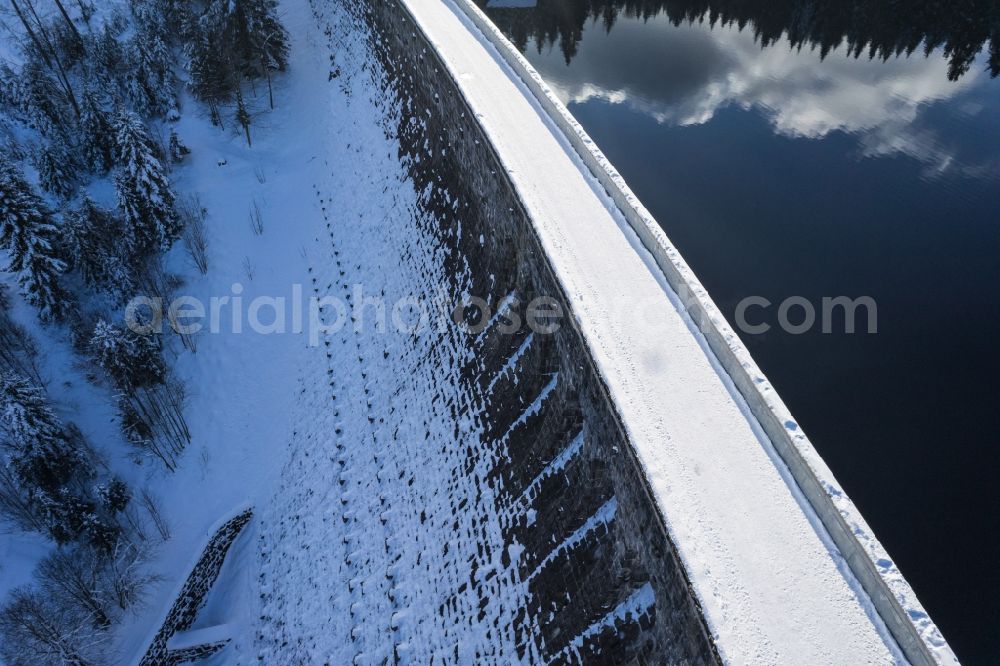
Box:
(0, 372), (78, 516)
(127, 0), (179, 117)
(79, 91), (116, 173)
(126, 32), (177, 117)
(186, 0), (289, 107)
(0, 372), (115, 547)
(89, 320), (166, 392)
(0, 374), (66, 460)
(114, 111), (180, 253)
(187, 27), (233, 109)
(7, 61), (72, 140)
(0, 163), (69, 322)
(97, 477), (130, 514)
(233, 0), (290, 77)
(87, 23), (128, 92)
(0, 285), (42, 385)
(64, 197), (134, 296)
(35, 141), (78, 200)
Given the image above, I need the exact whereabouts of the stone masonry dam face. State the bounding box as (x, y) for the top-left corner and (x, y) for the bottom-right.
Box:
(368, 2), (723, 662)
(373, 12), (722, 665)
(253, 0), (719, 663)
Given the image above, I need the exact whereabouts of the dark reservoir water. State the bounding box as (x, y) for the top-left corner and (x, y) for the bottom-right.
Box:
(478, 1), (1000, 662)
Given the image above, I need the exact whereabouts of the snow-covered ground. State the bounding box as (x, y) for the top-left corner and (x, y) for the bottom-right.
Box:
(113, 0), (358, 660)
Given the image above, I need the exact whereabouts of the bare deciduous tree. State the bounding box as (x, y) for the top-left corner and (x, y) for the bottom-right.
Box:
(0, 463), (47, 534)
(102, 538), (159, 612)
(0, 587), (99, 665)
(179, 194), (209, 275)
(0, 289), (44, 385)
(139, 487), (170, 541)
(37, 547), (112, 628)
(249, 198), (264, 235)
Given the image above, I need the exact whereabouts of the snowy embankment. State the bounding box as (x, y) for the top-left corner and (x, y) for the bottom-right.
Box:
(397, 0), (954, 664)
(122, 0), (538, 661)
(107, 0), (360, 660)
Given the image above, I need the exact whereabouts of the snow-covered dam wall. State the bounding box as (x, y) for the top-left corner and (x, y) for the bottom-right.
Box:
(355, 2), (719, 662)
(248, 0), (953, 663)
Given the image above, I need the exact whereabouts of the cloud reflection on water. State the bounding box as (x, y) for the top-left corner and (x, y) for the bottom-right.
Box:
(527, 15), (995, 178)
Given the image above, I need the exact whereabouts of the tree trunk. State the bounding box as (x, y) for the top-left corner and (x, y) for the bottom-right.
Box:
(52, 0), (83, 44)
(72, 0), (90, 23)
(18, 0), (81, 118)
(264, 57), (274, 109)
(8, 0), (53, 69)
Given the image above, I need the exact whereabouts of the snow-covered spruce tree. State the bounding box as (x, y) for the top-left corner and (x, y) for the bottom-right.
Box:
(126, 0), (179, 118)
(87, 23), (127, 91)
(186, 13), (234, 126)
(5, 60), (72, 140)
(233, 0), (289, 109)
(35, 140), (78, 199)
(0, 374), (123, 549)
(41, 490), (118, 551)
(131, 0), (177, 40)
(186, 0), (289, 112)
(64, 197), (134, 298)
(113, 111), (180, 254)
(96, 477), (130, 514)
(89, 320), (165, 392)
(0, 374), (84, 540)
(125, 32), (176, 118)
(228, 0), (289, 70)
(0, 162), (70, 322)
(0, 374), (72, 477)
(79, 91), (115, 173)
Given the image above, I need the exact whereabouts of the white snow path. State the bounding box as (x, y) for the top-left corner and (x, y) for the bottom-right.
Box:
(399, 0), (905, 663)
